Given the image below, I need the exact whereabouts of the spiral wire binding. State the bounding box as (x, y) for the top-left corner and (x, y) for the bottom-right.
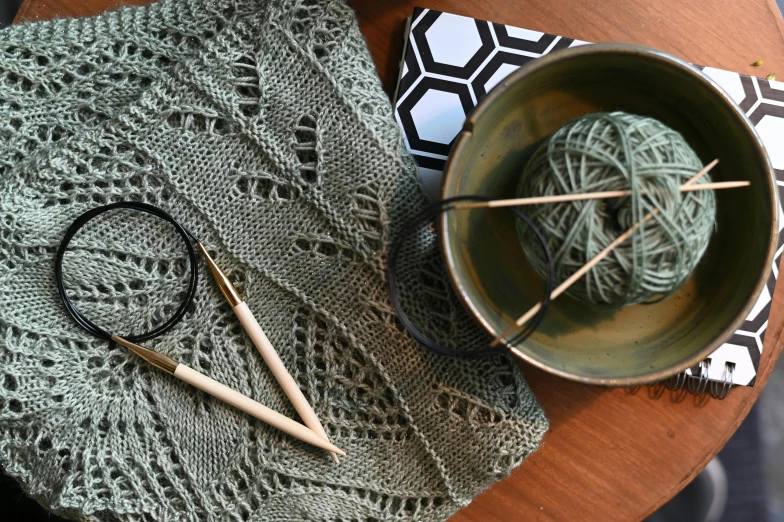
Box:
(710, 362), (735, 400)
(688, 359), (711, 395)
(664, 371), (687, 391)
(647, 359), (735, 400)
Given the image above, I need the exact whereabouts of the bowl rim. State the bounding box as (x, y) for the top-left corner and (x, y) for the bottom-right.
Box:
(439, 42), (779, 386)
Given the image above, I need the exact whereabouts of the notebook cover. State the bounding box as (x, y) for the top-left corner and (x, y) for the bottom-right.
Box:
(393, 7), (784, 386)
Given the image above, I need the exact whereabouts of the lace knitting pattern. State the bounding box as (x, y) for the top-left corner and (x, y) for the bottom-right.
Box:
(0, 1), (548, 520)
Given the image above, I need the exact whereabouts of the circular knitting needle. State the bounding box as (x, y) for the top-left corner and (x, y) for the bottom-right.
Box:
(197, 243), (341, 464)
(492, 159), (721, 350)
(54, 201), (345, 458)
(112, 335), (346, 456)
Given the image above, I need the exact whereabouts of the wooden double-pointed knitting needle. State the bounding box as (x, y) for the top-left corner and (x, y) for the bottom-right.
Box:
(491, 159), (721, 351)
(112, 335), (346, 456)
(197, 243), (341, 464)
(453, 169), (742, 211)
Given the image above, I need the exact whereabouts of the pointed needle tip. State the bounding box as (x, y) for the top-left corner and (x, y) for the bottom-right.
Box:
(331, 447), (347, 457)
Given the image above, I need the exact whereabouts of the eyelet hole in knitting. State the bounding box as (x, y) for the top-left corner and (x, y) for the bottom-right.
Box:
(292, 114), (319, 184)
(233, 169), (298, 203)
(418, 257), (453, 334)
(351, 183), (383, 252)
(292, 235), (354, 260)
(3, 374), (18, 391)
(231, 54), (262, 119)
(236, 176), (271, 199)
(163, 110), (231, 136)
(317, 242), (338, 256)
(37, 437), (52, 451)
(275, 186), (292, 200)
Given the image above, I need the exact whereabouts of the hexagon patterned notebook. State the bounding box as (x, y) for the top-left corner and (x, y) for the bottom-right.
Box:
(393, 7), (784, 388)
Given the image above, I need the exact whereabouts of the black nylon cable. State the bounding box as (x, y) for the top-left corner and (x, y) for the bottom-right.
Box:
(387, 196), (555, 358)
(55, 201), (199, 343)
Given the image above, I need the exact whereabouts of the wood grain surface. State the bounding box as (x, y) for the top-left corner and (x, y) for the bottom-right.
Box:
(14, 0), (784, 520)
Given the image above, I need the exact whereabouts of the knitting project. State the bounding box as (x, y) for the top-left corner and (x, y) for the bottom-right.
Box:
(0, 1), (548, 520)
(516, 112), (715, 307)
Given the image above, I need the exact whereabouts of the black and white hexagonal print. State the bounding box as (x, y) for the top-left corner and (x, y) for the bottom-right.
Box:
(413, 10), (495, 80)
(397, 35), (422, 102)
(395, 9), (784, 387)
(397, 77), (473, 156)
(395, 8), (580, 177)
(471, 52), (534, 99)
(471, 37), (577, 99)
(492, 24), (558, 54)
(696, 68), (784, 385)
(701, 68), (784, 183)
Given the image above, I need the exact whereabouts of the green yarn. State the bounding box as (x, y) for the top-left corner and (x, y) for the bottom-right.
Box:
(516, 111), (716, 307)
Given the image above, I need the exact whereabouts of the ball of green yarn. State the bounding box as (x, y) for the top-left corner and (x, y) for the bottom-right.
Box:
(516, 111), (716, 307)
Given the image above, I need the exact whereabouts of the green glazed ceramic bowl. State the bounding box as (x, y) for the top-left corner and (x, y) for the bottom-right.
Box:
(440, 44), (777, 386)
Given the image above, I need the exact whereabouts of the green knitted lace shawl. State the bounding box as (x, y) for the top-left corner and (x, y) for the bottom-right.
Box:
(0, 1), (548, 520)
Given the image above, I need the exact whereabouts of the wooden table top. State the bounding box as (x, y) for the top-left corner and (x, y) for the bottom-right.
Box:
(14, 0), (784, 520)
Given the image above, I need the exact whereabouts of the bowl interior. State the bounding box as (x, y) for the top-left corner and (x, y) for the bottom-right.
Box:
(441, 46), (776, 384)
